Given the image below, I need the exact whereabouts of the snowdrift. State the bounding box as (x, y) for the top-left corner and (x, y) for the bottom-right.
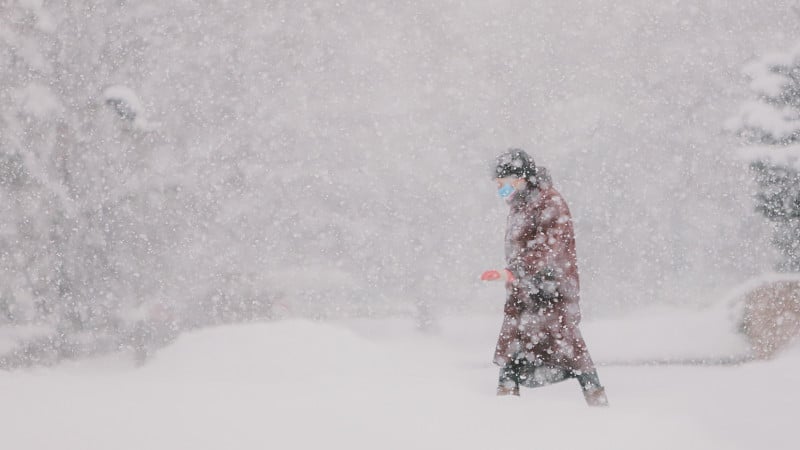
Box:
(1, 313), (798, 450)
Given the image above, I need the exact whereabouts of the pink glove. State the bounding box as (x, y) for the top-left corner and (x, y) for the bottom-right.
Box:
(480, 270), (514, 282)
(481, 270), (501, 281)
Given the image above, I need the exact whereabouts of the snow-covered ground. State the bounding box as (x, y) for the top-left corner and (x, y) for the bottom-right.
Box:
(0, 309), (797, 450)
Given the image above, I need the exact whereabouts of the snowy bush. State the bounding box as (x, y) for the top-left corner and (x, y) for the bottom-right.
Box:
(740, 278), (800, 359)
(720, 273), (800, 360)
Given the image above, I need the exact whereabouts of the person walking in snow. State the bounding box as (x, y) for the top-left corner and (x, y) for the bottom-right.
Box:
(481, 149), (608, 406)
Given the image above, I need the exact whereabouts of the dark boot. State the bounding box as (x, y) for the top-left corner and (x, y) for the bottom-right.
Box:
(583, 387), (609, 407)
(497, 359), (523, 397)
(576, 369), (609, 407)
(497, 385), (520, 396)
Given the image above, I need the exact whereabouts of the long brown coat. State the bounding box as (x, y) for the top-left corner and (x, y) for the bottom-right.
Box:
(494, 172), (595, 374)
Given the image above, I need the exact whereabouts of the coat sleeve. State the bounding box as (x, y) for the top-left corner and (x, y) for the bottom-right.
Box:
(506, 193), (575, 295)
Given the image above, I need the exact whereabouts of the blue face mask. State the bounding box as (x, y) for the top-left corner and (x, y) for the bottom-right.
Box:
(498, 182), (515, 199)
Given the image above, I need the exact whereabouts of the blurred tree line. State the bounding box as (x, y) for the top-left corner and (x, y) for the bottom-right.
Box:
(0, 1), (470, 365)
(1, 0), (797, 367)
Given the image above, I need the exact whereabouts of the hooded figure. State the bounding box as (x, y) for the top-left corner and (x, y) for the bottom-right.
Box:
(482, 149), (608, 406)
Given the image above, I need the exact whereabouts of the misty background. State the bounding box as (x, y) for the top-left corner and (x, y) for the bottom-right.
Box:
(2, 1), (799, 362)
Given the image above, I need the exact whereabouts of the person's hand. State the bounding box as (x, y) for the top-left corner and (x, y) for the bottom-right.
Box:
(480, 270), (501, 281)
(480, 269), (514, 282)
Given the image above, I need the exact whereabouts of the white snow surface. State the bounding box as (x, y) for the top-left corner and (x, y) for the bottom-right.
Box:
(102, 84), (154, 130)
(736, 143), (800, 169)
(17, 83), (61, 118)
(102, 85), (144, 114)
(1, 310), (797, 450)
(727, 100), (800, 142)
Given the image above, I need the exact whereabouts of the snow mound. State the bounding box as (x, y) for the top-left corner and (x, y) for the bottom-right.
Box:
(584, 304), (751, 364)
(0, 317), (796, 449)
(142, 320), (384, 382)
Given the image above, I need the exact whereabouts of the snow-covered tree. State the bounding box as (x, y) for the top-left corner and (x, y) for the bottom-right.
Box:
(0, 1), (189, 360)
(728, 43), (800, 271)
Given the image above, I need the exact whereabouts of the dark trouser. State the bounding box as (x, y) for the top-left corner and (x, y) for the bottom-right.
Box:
(498, 357), (603, 392)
